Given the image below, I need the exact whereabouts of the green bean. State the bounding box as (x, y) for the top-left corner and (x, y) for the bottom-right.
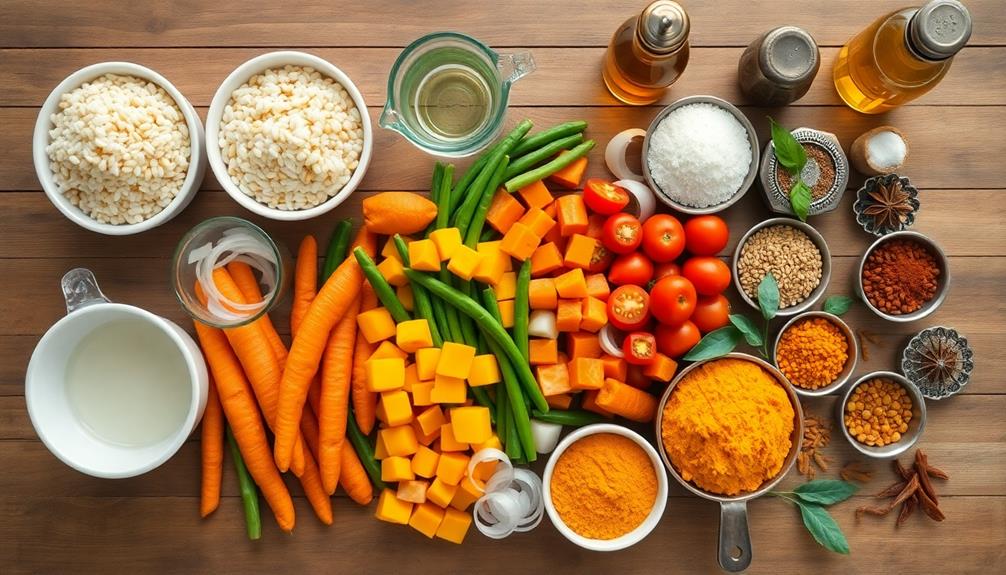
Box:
(392, 235), (443, 347)
(452, 120), (532, 229)
(495, 381), (509, 448)
(430, 295), (451, 345)
(455, 280), (480, 347)
(448, 154), (490, 216)
(464, 154), (509, 247)
(423, 163), (445, 237)
(480, 227), (497, 243)
(347, 411), (388, 491)
(353, 247), (411, 322)
(439, 267), (464, 342)
(470, 386), (496, 419)
(504, 140), (596, 193)
(321, 218), (353, 283)
(504, 399), (523, 460)
(514, 260), (531, 364)
(510, 120), (588, 157)
(531, 409), (606, 427)
(504, 133), (584, 181)
(226, 425), (262, 540)
(435, 164), (454, 231)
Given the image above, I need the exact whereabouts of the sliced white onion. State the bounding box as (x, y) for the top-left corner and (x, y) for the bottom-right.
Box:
(599, 324), (625, 358)
(528, 310), (558, 339)
(191, 228), (278, 323)
(511, 469), (545, 532)
(530, 420), (562, 454)
(605, 128), (647, 182)
(470, 449), (545, 539)
(474, 490), (523, 539)
(616, 179), (657, 222)
(466, 448), (513, 494)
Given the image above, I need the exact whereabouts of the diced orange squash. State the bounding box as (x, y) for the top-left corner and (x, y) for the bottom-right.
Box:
(396, 283), (415, 312)
(429, 227), (463, 261)
(381, 455), (415, 482)
(529, 242), (564, 277)
(543, 212), (565, 249)
(644, 353), (679, 382)
(449, 477), (483, 511)
(449, 406), (492, 444)
(381, 390), (414, 426)
(431, 374), (467, 404)
(600, 355), (628, 381)
(585, 273), (611, 300)
(375, 397), (388, 425)
(536, 363), (573, 396)
(500, 222), (541, 261)
(447, 245), (482, 281)
(582, 389), (614, 418)
(473, 249), (508, 285)
(518, 207), (557, 238)
(397, 479), (429, 504)
(439, 422), (469, 452)
(396, 318), (433, 353)
(380, 425), (419, 457)
(580, 296), (608, 332)
(586, 214), (606, 239)
(426, 477), (458, 508)
(415, 347), (441, 381)
(556, 194), (589, 236)
(437, 507), (474, 544)
(486, 189), (526, 233)
(411, 445), (440, 478)
(468, 354), (501, 387)
(409, 501), (446, 538)
(367, 357), (406, 392)
(518, 180), (553, 210)
(563, 234), (597, 269)
(596, 377), (658, 423)
(529, 338), (559, 365)
(498, 299), (515, 329)
(411, 418), (441, 446)
(436, 452), (470, 486)
(437, 342), (477, 379)
(546, 393), (574, 410)
(369, 340), (408, 361)
(554, 268), (588, 299)
(549, 152), (588, 189)
(403, 363), (420, 393)
(411, 381), (434, 407)
(416, 405), (448, 436)
(556, 299), (582, 332)
(494, 272), (517, 301)
(377, 256), (408, 287)
(357, 307), (396, 343)
(374, 432), (389, 460)
(375, 488), (413, 524)
(568, 331), (603, 359)
(382, 237), (405, 262)
(408, 239), (442, 272)
(473, 434), (503, 452)
(528, 277), (559, 309)
(569, 357), (605, 390)
(543, 201), (557, 218)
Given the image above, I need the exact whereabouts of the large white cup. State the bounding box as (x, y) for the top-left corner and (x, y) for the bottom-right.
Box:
(26, 268), (208, 478)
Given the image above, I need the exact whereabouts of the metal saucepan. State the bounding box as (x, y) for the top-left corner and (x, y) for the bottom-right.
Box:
(654, 353), (804, 572)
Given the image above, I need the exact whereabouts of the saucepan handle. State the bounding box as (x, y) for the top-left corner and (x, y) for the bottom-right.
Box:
(718, 500), (752, 572)
(61, 268), (110, 314)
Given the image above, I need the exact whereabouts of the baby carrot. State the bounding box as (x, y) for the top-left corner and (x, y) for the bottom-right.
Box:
(351, 283), (378, 434)
(339, 438), (375, 505)
(319, 294), (361, 494)
(291, 235), (318, 337)
(226, 261), (287, 365)
(200, 375), (223, 518)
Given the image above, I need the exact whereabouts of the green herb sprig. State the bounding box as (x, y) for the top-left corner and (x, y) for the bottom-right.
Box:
(823, 295), (854, 316)
(769, 117), (812, 222)
(684, 273), (779, 361)
(771, 480), (858, 554)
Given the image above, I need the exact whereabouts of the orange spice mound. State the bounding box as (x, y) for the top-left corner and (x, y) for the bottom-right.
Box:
(661, 358), (795, 496)
(550, 433), (657, 540)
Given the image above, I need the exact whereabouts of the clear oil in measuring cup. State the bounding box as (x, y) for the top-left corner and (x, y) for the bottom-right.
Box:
(414, 63), (493, 142)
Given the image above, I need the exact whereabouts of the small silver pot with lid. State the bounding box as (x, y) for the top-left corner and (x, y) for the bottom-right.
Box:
(738, 26), (820, 107)
(759, 127), (850, 216)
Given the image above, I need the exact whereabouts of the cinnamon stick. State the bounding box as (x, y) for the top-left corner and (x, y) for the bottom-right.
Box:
(915, 450), (939, 504)
(917, 487), (946, 522)
(896, 494), (917, 527)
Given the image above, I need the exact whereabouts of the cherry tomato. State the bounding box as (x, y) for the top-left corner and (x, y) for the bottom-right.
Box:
(682, 256), (732, 296)
(608, 252), (654, 286)
(656, 320), (701, 359)
(684, 215), (730, 256)
(649, 275), (697, 326)
(653, 261), (681, 281)
(606, 285), (650, 331)
(691, 294), (731, 333)
(601, 213), (643, 255)
(583, 179), (630, 215)
(586, 242), (614, 273)
(623, 332), (658, 365)
(641, 214), (686, 262)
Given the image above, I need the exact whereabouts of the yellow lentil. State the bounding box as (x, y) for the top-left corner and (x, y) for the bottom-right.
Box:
(844, 378), (913, 447)
(776, 317), (849, 390)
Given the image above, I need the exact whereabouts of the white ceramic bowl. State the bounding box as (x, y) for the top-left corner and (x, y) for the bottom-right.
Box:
(32, 62), (206, 236)
(543, 424), (668, 551)
(206, 51), (373, 221)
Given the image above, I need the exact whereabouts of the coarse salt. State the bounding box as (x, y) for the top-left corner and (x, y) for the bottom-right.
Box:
(646, 103), (752, 208)
(866, 130), (907, 171)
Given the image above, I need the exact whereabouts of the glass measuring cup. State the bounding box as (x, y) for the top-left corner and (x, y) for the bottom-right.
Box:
(380, 32), (536, 157)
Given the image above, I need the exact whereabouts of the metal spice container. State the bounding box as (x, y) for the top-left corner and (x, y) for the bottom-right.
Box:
(738, 26), (820, 107)
(759, 127), (849, 216)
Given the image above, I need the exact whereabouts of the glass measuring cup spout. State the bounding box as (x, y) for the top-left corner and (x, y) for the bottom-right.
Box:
(498, 49), (537, 85)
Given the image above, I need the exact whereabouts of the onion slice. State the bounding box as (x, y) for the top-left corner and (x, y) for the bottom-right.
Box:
(530, 420), (562, 454)
(616, 179), (657, 222)
(599, 324), (626, 358)
(470, 449), (545, 540)
(466, 448), (513, 494)
(191, 228), (278, 322)
(605, 128), (647, 182)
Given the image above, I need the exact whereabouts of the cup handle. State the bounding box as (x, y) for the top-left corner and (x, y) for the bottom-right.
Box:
(61, 268), (110, 314)
(718, 500), (753, 572)
(498, 50), (536, 84)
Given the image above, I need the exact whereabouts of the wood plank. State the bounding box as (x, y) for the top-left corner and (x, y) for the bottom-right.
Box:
(2, 0), (1003, 48)
(4, 47), (1003, 108)
(8, 105), (1006, 193)
(3, 495), (1003, 574)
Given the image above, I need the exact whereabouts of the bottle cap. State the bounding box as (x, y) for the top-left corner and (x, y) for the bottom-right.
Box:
(638, 1), (690, 54)
(759, 26), (820, 86)
(909, 0), (972, 60)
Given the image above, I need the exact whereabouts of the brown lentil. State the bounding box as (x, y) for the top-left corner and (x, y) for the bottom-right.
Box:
(844, 378), (913, 447)
(776, 143), (836, 201)
(776, 317), (849, 390)
(861, 238), (940, 315)
(737, 225), (823, 308)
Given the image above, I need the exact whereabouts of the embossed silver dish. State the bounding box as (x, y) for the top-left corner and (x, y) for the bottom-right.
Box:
(901, 326), (974, 400)
(759, 127), (849, 217)
(853, 173), (920, 237)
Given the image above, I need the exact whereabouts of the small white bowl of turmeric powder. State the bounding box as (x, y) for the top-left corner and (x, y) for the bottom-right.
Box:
(543, 424), (667, 552)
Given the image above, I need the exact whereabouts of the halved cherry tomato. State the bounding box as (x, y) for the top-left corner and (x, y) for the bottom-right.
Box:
(586, 242), (614, 273)
(601, 213), (643, 255)
(607, 285), (650, 331)
(684, 215), (730, 256)
(608, 252), (654, 286)
(653, 261), (681, 281)
(682, 256), (731, 296)
(691, 294), (731, 333)
(641, 214), (685, 262)
(623, 332), (657, 365)
(655, 320), (701, 359)
(649, 275), (697, 326)
(583, 179), (630, 215)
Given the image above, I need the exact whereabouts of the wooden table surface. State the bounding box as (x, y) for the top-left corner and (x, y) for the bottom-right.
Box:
(3, 1), (1005, 573)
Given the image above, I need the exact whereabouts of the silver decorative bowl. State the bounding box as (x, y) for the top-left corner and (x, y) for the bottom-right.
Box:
(759, 127), (849, 217)
(901, 326), (974, 400)
(852, 173), (920, 237)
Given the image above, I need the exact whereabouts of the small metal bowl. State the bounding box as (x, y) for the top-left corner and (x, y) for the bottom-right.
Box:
(901, 326), (974, 400)
(641, 95), (760, 215)
(772, 311), (858, 398)
(856, 230), (950, 322)
(837, 371), (927, 460)
(759, 127), (850, 217)
(852, 173), (920, 237)
(732, 217), (832, 317)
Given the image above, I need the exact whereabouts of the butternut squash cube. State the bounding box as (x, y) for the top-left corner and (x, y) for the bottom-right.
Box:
(556, 299), (583, 332)
(585, 273), (611, 300)
(380, 425), (419, 457)
(500, 222), (541, 261)
(381, 235), (412, 262)
(410, 381), (435, 407)
(402, 363), (420, 392)
(436, 507), (474, 544)
(374, 432), (389, 460)
(449, 406), (492, 444)
(416, 405), (447, 436)
(528, 278), (558, 309)
(449, 476), (483, 511)
(568, 357), (605, 391)
(412, 418), (441, 446)
(477, 241), (512, 272)
(529, 338), (559, 365)
(369, 340), (408, 361)
(517, 180), (553, 210)
(429, 227), (463, 261)
(467, 354), (501, 387)
(472, 434), (503, 453)
(494, 271), (517, 301)
(408, 239), (442, 272)
(377, 256), (408, 287)
(472, 249), (508, 285)
(397, 479), (429, 504)
(530, 242), (563, 277)
(396, 318), (433, 353)
(381, 455), (415, 482)
(436, 342), (476, 379)
(438, 422), (469, 452)
(486, 189), (526, 234)
(579, 296), (608, 332)
(536, 363), (573, 397)
(415, 347), (441, 381)
(430, 374), (466, 404)
(375, 488), (413, 525)
(554, 268), (588, 299)
(380, 390), (414, 426)
(563, 234), (598, 270)
(497, 299), (515, 328)
(568, 331), (602, 359)
(518, 206), (557, 238)
(447, 245), (482, 281)
(436, 452), (471, 486)
(546, 393), (574, 410)
(409, 502), (446, 538)
(357, 307), (396, 343)
(426, 477), (459, 508)
(556, 193), (589, 236)
(367, 357), (406, 392)
(411, 445), (441, 478)
(396, 283), (415, 312)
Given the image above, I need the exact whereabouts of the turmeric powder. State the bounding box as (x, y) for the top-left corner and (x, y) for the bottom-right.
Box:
(776, 317), (849, 390)
(550, 433), (657, 540)
(661, 358), (795, 496)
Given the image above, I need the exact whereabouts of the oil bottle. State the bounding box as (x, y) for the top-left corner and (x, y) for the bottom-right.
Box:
(833, 0), (972, 114)
(602, 0), (690, 105)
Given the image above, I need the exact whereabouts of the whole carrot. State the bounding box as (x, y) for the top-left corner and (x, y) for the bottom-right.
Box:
(298, 447), (334, 525)
(319, 295), (361, 494)
(200, 375), (223, 518)
(291, 235), (318, 337)
(193, 321), (295, 532)
(351, 282), (378, 434)
(227, 261), (288, 365)
(339, 441), (374, 505)
(274, 228), (377, 472)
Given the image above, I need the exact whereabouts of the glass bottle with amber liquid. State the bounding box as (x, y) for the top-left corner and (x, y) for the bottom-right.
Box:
(602, 0), (690, 105)
(833, 0), (972, 114)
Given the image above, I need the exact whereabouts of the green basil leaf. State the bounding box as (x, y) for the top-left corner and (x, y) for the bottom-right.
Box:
(790, 180), (812, 222)
(823, 295), (854, 316)
(769, 117), (807, 174)
(797, 502), (850, 555)
(728, 314), (763, 347)
(682, 326), (741, 362)
(757, 273), (780, 321)
(793, 480), (859, 506)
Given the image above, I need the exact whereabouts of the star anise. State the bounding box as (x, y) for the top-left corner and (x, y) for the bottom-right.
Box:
(916, 335), (961, 386)
(863, 178), (913, 231)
